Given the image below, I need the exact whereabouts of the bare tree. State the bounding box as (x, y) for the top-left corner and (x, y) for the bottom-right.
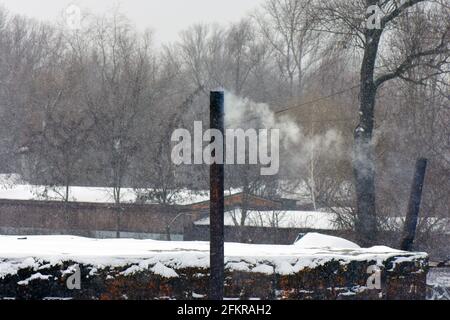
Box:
(84, 13), (153, 205)
(255, 0), (320, 98)
(313, 0), (450, 245)
(0, 11), (64, 176)
(133, 86), (205, 205)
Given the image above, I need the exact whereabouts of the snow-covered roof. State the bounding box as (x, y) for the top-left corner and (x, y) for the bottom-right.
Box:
(0, 184), (135, 203)
(194, 209), (339, 230)
(0, 174), (211, 205)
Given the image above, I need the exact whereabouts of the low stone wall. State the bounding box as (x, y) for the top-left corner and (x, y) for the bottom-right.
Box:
(0, 237), (428, 300)
(0, 258), (428, 300)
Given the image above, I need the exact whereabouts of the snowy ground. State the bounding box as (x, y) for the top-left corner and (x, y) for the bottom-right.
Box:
(427, 268), (450, 300)
(428, 268), (450, 287)
(0, 235), (427, 279)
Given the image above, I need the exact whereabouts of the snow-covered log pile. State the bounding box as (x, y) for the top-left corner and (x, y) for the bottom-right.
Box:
(0, 234), (428, 300)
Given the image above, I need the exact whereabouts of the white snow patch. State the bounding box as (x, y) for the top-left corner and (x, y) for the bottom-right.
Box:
(294, 233), (360, 249)
(275, 261), (295, 275)
(227, 262), (251, 272)
(192, 292), (205, 299)
(151, 262), (179, 278)
(61, 264), (78, 276)
(251, 264), (274, 275)
(389, 256), (423, 271)
(121, 265), (142, 276)
(17, 273), (52, 285)
(89, 267), (98, 276)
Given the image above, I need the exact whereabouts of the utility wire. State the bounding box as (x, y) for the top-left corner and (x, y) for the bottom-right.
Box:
(273, 84), (360, 116)
(227, 84), (360, 126)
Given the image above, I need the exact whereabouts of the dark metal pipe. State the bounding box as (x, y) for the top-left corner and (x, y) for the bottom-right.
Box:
(209, 90), (225, 300)
(400, 158), (428, 251)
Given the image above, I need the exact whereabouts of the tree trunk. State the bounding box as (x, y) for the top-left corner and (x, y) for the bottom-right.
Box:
(239, 183), (249, 243)
(310, 115), (317, 211)
(65, 183), (70, 203)
(114, 185), (121, 238)
(166, 226), (172, 242)
(116, 207), (121, 239)
(353, 29), (382, 246)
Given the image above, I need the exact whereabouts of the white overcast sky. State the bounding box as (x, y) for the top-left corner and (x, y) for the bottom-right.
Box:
(0, 0), (264, 44)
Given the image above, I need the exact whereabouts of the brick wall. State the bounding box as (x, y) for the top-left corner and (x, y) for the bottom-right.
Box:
(0, 199), (199, 239)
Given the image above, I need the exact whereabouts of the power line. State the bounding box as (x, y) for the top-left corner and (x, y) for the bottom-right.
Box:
(227, 84), (360, 126)
(274, 84), (360, 116)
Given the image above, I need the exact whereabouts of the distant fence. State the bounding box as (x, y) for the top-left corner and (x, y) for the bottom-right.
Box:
(0, 199), (197, 240)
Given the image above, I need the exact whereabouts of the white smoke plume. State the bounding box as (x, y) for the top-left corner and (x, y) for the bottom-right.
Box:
(224, 92), (345, 170)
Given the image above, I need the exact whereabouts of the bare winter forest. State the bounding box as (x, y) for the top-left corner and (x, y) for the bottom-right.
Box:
(0, 0), (448, 265)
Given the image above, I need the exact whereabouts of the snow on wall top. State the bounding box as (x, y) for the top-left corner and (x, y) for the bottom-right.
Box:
(0, 235), (427, 279)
